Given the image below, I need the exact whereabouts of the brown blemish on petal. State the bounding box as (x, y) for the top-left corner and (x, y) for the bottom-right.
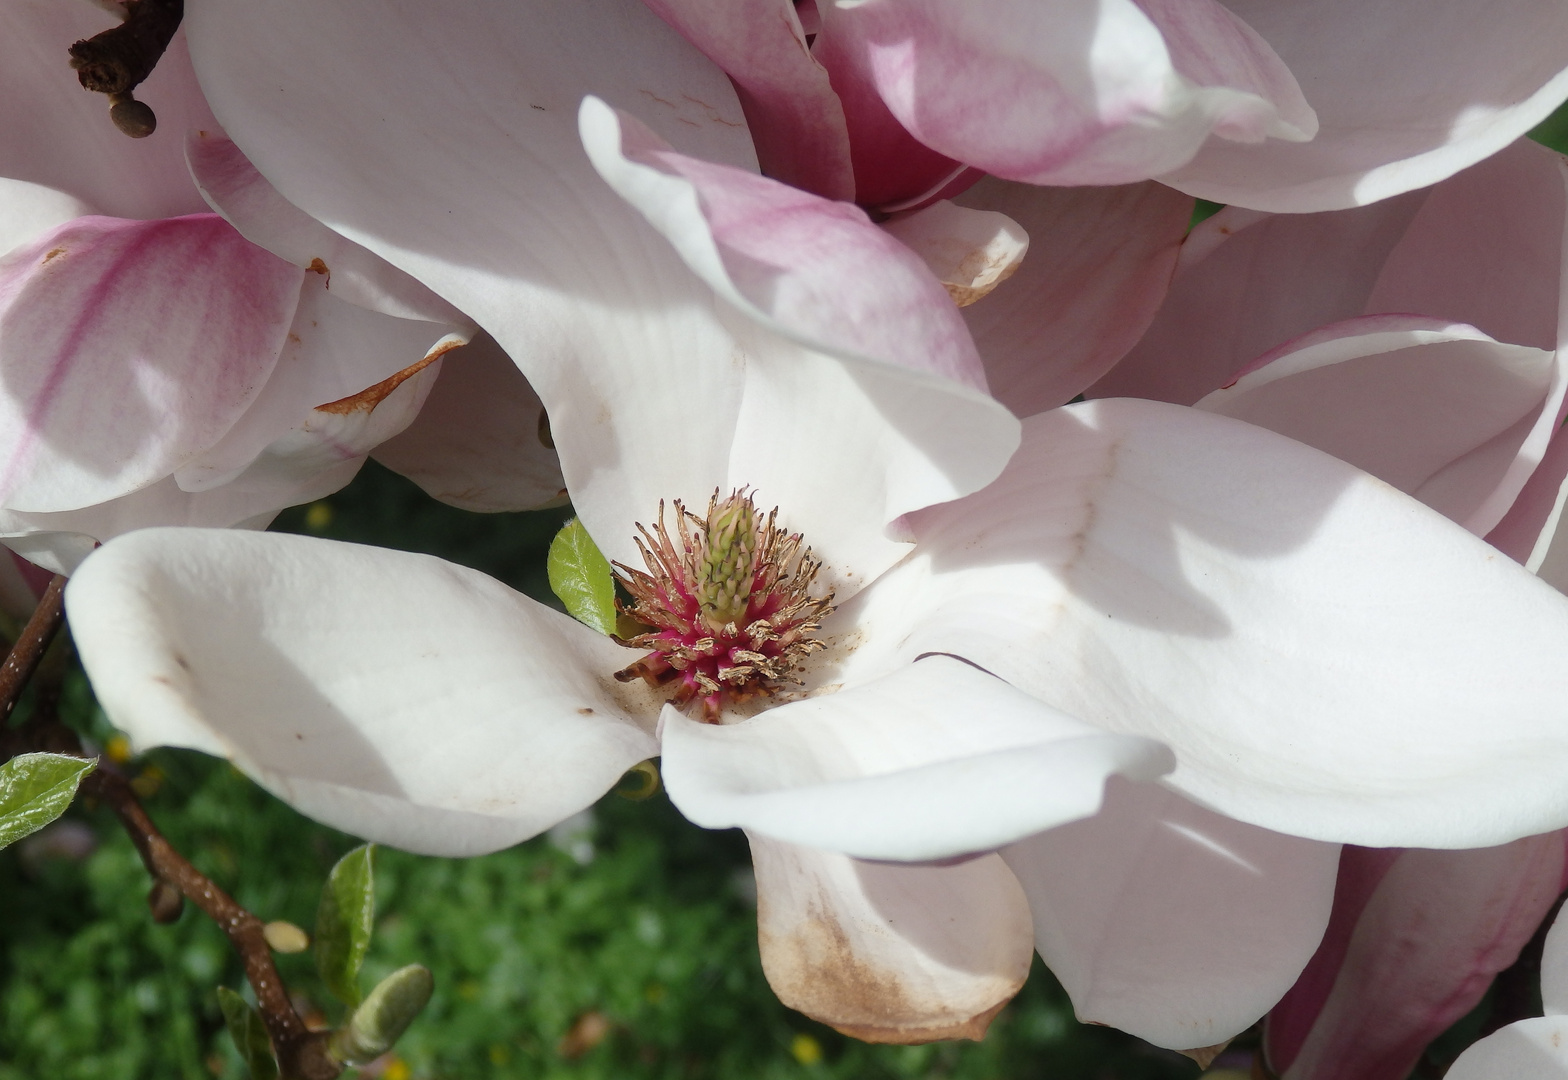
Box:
(42, 247), (67, 264)
(758, 889), (1017, 1044)
(305, 257), (330, 286)
(577, 707), (595, 716)
(831, 998), (1008, 1045)
(942, 249), (1023, 308)
(754, 847), (1029, 1046)
(315, 337), (467, 415)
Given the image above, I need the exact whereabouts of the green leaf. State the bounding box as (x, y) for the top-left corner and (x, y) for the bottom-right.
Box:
(547, 518), (617, 635)
(329, 964), (434, 1066)
(216, 987), (278, 1080)
(315, 843), (375, 1007)
(0, 752), (94, 850)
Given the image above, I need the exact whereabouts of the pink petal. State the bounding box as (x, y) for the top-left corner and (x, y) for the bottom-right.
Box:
(1267, 836), (1568, 1080)
(171, 275), (462, 493)
(1003, 779), (1339, 1050)
(0, 214), (302, 512)
(1194, 316), (1564, 536)
(2, 1), (215, 218)
(372, 333), (566, 513)
(748, 833), (1034, 1042)
(1162, 0), (1568, 211)
(1486, 421), (1568, 568)
(815, 0), (1312, 190)
(638, 0), (856, 200)
(1089, 194), (1428, 404)
(954, 177), (1190, 415)
(808, 8), (964, 209)
(581, 99), (986, 390)
(1363, 139), (1568, 353)
(1097, 138), (1568, 405)
(0, 470), (349, 577)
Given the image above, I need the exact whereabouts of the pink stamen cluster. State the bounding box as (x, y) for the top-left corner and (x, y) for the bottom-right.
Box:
(613, 489), (833, 723)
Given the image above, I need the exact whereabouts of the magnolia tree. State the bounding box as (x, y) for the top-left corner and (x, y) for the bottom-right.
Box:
(9, 0), (1568, 1077)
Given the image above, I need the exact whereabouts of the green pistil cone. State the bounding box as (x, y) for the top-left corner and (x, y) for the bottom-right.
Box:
(698, 496), (758, 627)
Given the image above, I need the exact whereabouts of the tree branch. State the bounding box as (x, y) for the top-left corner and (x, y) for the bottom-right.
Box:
(0, 574), (66, 724)
(82, 766), (342, 1079)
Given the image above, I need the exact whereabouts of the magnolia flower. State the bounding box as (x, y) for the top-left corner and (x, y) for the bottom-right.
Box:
(0, 0), (563, 573)
(59, 0), (1568, 1053)
(641, 0), (1568, 213)
(1261, 838), (1568, 1080)
(1092, 136), (1568, 574)
(1061, 143), (1568, 1076)
(1443, 902), (1568, 1078)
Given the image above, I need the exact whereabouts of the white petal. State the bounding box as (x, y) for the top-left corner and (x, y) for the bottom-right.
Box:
(185, 131), (472, 326)
(0, 179), (93, 258)
(749, 833), (1033, 1042)
(661, 655), (1173, 861)
(1161, 0), (1568, 211)
(66, 529), (661, 855)
(580, 99), (1018, 585)
(372, 333), (566, 513)
(183, 0), (748, 569)
(835, 399), (1568, 848)
(1543, 905), (1568, 1015)
(721, 325), (1017, 592)
(1445, 1016), (1568, 1080)
(1003, 779), (1338, 1050)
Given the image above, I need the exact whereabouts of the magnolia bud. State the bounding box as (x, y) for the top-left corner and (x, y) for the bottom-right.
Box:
(329, 964), (433, 1066)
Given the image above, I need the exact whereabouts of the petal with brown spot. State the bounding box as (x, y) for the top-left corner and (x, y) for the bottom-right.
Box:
(748, 833), (1032, 1044)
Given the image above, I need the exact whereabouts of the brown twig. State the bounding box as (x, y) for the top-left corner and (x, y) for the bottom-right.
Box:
(67, 0), (184, 138)
(82, 767), (341, 1079)
(0, 574), (66, 725)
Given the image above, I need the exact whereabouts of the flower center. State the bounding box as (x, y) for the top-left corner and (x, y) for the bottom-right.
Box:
(612, 489), (834, 723)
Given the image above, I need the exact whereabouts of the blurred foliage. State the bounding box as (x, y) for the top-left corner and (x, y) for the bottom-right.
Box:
(0, 465), (1206, 1079)
(1530, 97), (1568, 155)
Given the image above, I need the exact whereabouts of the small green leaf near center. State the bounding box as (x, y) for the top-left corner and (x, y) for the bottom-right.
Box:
(547, 518), (617, 635)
